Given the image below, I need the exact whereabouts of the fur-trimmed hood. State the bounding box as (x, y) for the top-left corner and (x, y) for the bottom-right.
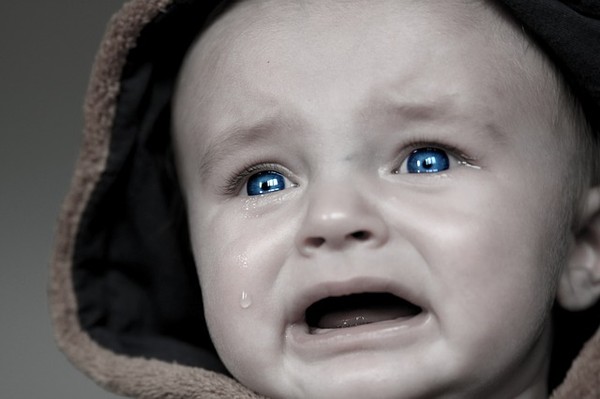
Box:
(50, 1), (600, 397)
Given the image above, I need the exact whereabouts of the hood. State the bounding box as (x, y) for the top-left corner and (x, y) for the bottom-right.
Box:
(49, 0), (600, 398)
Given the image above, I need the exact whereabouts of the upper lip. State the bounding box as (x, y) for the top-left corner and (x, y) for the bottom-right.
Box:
(286, 275), (426, 328)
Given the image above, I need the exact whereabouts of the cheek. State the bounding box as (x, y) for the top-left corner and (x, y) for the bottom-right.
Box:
(189, 200), (300, 374)
(389, 175), (568, 368)
(420, 169), (567, 285)
(195, 204), (296, 296)
(453, 183), (563, 304)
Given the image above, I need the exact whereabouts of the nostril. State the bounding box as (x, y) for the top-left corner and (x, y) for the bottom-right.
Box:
(301, 230), (375, 252)
(350, 230), (371, 241)
(306, 237), (326, 248)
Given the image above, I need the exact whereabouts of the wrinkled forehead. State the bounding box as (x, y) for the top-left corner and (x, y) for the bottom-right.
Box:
(185, 0), (543, 75)
(174, 0), (562, 144)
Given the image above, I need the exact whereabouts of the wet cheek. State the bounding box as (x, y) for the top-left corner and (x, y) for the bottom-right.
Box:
(193, 217), (289, 380)
(193, 205), (298, 329)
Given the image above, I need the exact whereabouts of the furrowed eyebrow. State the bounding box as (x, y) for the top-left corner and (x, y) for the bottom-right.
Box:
(195, 94), (509, 181)
(365, 93), (509, 145)
(197, 117), (291, 182)
(363, 90), (456, 121)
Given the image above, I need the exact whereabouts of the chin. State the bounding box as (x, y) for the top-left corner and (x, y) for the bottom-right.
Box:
(241, 349), (463, 399)
(259, 374), (445, 399)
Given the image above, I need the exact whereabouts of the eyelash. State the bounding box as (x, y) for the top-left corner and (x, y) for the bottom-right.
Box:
(220, 162), (292, 196)
(391, 139), (478, 173)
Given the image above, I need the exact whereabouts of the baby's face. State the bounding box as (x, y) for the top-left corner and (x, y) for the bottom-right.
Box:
(174, 1), (581, 398)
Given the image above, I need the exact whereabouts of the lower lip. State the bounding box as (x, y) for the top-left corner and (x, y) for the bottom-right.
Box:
(286, 312), (430, 357)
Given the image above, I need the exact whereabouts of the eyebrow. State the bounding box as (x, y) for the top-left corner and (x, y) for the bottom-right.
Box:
(365, 90), (458, 124)
(196, 116), (295, 182)
(366, 93), (510, 145)
(195, 94), (508, 180)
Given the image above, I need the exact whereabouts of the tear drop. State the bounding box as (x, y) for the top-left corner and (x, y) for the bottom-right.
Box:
(240, 291), (252, 309)
(236, 254), (249, 269)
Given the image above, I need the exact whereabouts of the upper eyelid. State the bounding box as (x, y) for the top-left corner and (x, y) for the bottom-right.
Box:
(220, 162), (294, 196)
(391, 141), (479, 174)
(398, 140), (477, 163)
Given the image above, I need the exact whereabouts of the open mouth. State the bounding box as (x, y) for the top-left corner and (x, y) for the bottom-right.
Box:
(305, 292), (422, 333)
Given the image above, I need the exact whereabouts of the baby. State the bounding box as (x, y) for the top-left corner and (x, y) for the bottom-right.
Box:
(171, 1), (599, 398)
(51, 0), (600, 398)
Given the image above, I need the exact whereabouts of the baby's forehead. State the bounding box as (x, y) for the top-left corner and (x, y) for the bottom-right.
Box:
(192, 0), (554, 92)
(198, 0), (524, 52)
(176, 0), (562, 136)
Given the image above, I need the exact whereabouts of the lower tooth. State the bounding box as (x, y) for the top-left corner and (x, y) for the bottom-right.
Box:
(337, 316), (368, 328)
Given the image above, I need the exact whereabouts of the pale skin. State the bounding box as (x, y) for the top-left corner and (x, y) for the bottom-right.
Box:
(173, 1), (600, 398)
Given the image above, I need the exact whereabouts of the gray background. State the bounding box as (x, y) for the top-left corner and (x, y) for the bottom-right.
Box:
(1, 1), (125, 397)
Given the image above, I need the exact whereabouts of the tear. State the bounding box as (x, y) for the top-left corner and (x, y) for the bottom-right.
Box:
(240, 291), (252, 309)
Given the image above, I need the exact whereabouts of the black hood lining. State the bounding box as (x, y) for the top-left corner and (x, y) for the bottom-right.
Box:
(73, 0), (230, 373)
(499, 0), (600, 134)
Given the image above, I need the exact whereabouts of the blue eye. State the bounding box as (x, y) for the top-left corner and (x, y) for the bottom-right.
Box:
(405, 147), (450, 173)
(246, 171), (287, 196)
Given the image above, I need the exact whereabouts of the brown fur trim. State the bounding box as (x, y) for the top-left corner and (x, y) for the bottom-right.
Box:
(48, 0), (262, 396)
(551, 327), (600, 398)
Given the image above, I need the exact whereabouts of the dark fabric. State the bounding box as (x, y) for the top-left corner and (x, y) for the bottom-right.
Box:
(550, 301), (600, 390)
(498, 0), (600, 132)
(73, 0), (228, 373)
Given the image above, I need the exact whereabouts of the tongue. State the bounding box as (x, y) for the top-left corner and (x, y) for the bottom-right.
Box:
(318, 306), (416, 329)
(309, 293), (422, 329)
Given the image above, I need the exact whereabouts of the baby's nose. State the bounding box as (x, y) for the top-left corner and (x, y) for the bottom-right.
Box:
(295, 183), (389, 256)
